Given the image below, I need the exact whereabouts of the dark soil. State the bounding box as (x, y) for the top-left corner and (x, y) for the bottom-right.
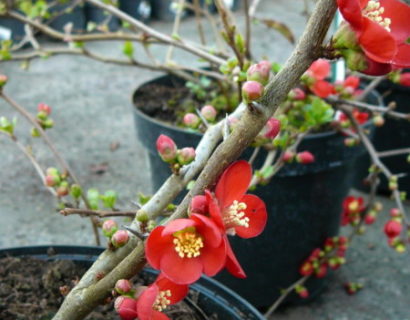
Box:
(0, 256), (215, 320)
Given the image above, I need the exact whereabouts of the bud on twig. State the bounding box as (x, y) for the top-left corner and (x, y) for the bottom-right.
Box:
(242, 81), (264, 103)
(247, 61), (271, 85)
(183, 113), (201, 129)
(200, 105), (217, 122)
(296, 151), (315, 164)
(115, 279), (132, 295)
(0, 75), (8, 88)
(111, 230), (129, 248)
(156, 134), (177, 163)
(102, 219), (118, 238)
(114, 296), (138, 320)
(177, 147), (196, 165)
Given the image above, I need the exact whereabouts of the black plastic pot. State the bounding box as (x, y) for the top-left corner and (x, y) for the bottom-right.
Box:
(355, 79), (410, 194)
(119, 0), (152, 23)
(151, 0), (188, 22)
(0, 245), (264, 320)
(133, 73), (381, 308)
(84, 3), (120, 31)
(0, 18), (25, 42)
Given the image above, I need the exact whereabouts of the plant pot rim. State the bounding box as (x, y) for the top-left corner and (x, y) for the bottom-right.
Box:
(0, 245), (265, 320)
(132, 73), (382, 141)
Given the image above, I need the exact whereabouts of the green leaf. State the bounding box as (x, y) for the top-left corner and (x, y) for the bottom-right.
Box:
(100, 190), (117, 209)
(87, 188), (100, 210)
(122, 41), (134, 58)
(256, 18), (295, 44)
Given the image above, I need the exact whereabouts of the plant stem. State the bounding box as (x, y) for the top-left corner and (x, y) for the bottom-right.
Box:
(61, 208), (136, 218)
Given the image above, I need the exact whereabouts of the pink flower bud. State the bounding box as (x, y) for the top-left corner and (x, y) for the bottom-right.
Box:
(364, 214), (376, 225)
(282, 151), (295, 163)
(343, 76), (360, 90)
(114, 296), (138, 320)
(177, 147), (196, 165)
(247, 61), (271, 85)
(191, 195), (208, 215)
(399, 73), (410, 87)
(183, 113), (200, 129)
(299, 261), (313, 276)
(45, 174), (60, 187)
(384, 220), (402, 238)
(307, 59), (331, 80)
(38, 103), (51, 115)
(111, 230), (129, 248)
(102, 219), (118, 238)
(296, 151), (315, 164)
(200, 105), (217, 122)
(156, 134), (177, 163)
(56, 183), (69, 197)
(263, 118), (281, 139)
(115, 279), (132, 295)
(288, 88), (306, 100)
(298, 288), (309, 299)
(0, 74), (8, 87)
(242, 81), (264, 102)
(390, 208), (401, 217)
(315, 264), (327, 278)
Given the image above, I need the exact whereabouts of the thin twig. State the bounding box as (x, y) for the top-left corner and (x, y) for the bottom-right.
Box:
(61, 208), (136, 218)
(244, 0), (252, 59)
(248, 147), (260, 165)
(378, 148), (410, 158)
(357, 76), (386, 101)
(165, 0), (186, 63)
(192, 0), (206, 46)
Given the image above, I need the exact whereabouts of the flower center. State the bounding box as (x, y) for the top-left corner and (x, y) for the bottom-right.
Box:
(173, 228), (204, 258)
(362, 0), (391, 32)
(223, 200), (249, 231)
(153, 290), (171, 312)
(348, 201), (359, 212)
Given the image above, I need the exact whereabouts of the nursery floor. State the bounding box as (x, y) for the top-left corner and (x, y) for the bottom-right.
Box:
(1, 1), (409, 319)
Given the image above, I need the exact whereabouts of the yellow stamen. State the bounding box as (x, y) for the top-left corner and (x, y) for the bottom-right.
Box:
(362, 0), (391, 32)
(223, 200), (250, 232)
(153, 290), (172, 312)
(173, 229), (204, 258)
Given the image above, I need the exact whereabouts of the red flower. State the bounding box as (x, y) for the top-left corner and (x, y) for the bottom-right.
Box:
(146, 214), (226, 284)
(384, 220), (402, 238)
(341, 196), (365, 225)
(338, 109), (369, 125)
(305, 59), (335, 97)
(201, 161), (267, 278)
(137, 274), (188, 320)
(337, 0), (410, 69)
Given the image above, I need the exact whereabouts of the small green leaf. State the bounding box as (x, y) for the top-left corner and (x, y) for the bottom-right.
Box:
(122, 41), (134, 58)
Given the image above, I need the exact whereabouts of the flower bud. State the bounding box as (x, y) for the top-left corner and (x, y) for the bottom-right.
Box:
(45, 174), (60, 187)
(31, 128), (41, 137)
(43, 118), (54, 129)
(342, 49), (368, 74)
(56, 181), (69, 197)
(102, 219), (118, 238)
(0, 74), (8, 87)
(38, 103), (51, 115)
(177, 147), (196, 165)
(242, 81), (264, 102)
(373, 115), (384, 127)
(183, 113), (200, 129)
(200, 105), (217, 122)
(364, 213), (376, 225)
(114, 296), (138, 320)
(69, 184), (82, 199)
(384, 220), (402, 238)
(299, 261), (313, 276)
(333, 22), (360, 50)
(46, 167), (60, 176)
(282, 150), (295, 163)
(156, 134), (177, 163)
(344, 137), (359, 147)
(315, 264), (327, 278)
(115, 279), (132, 295)
(247, 61), (271, 85)
(111, 230), (129, 248)
(263, 118), (281, 139)
(288, 88), (306, 100)
(390, 208), (401, 217)
(295, 285), (309, 299)
(296, 151), (315, 164)
(399, 73), (410, 87)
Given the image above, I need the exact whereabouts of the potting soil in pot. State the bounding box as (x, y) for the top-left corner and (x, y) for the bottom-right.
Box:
(0, 256), (215, 320)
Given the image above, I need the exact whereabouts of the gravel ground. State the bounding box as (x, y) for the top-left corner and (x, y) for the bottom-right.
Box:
(0, 1), (409, 319)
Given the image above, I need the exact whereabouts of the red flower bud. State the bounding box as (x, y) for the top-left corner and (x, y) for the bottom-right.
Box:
(0, 74), (8, 87)
(38, 103), (51, 115)
(247, 61), (271, 85)
(114, 296), (138, 320)
(263, 118), (281, 139)
(115, 279), (132, 295)
(102, 219), (118, 238)
(56, 183), (69, 197)
(384, 220), (402, 238)
(111, 230), (129, 248)
(183, 113), (200, 129)
(296, 151), (315, 164)
(242, 81), (264, 102)
(156, 134), (177, 163)
(315, 264), (328, 278)
(177, 147), (196, 165)
(299, 261), (313, 276)
(364, 214), (376, 225)
(200, 105), (217, 122)
(297, 287), (309, 299)
(45, 174), (60, 187)
(399, 73), (410, 87)
(288, 88), (306, 100)
(282, 150), (295, 163)
(390, 208), (401, 217)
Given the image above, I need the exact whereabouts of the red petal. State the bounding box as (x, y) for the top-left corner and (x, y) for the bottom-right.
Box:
(311, 80), (335, 98)
(199, 239), (227, 277)
(337, 0), (364, 31)
(359, 18), (397, 63)
(117, 297), (138, 320)
(362, 57), (392, 75)
(146, 226), (172, 269)
(224, 237), (246, 278)
(205, 190), (225, 230)
(215, 161), (252, 208)
(379, 0), (410, 43)
(393, 43), (410, 68)
(152, 311), (170, 320)
(190, 195), (208, 215)
(136, 286), (158, 320)
(155, 274), (189, 304)
(161, 219), (196, 237)
(191, 213), (222, 247)
(235, 194), (267, 239)
(307, 59), (331, 80)
(343, 76), (360, 89)
(160, 252), (203, 285)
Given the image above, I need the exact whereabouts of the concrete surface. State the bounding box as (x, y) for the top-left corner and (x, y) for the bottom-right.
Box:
(0, 1), (409, 319)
